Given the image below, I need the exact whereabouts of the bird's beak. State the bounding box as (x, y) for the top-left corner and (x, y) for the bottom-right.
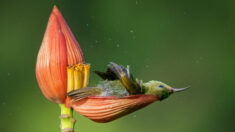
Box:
(171, 86), (189, 93)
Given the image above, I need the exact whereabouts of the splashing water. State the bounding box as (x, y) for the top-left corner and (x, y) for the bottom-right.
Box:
(97, 80), (129, 97)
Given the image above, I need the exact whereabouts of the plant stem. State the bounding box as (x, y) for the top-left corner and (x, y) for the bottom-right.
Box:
(59, 104), (75, 132)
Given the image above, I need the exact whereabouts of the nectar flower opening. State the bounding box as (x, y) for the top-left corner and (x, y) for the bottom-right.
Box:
(67, 64), (90, 93)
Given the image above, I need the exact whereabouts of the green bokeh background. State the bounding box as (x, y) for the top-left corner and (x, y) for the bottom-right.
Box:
(0, 0), (234, 132)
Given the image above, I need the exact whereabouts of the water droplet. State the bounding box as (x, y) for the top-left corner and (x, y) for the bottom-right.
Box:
(145, 65), (149, 68)
(86, 24), (89, 27)
(130, 30), (134, 33)
(90, 45), (94, 48)
(133, 115), (137, 118)
(116, 44), (120, 48)
(7, 73), (11, 76)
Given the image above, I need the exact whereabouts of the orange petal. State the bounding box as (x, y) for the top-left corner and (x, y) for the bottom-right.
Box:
(70, 95), (158, 123)
(36, 12), (68, 104)
(52, 6), (84, 65)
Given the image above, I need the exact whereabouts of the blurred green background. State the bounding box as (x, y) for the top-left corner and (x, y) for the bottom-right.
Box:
(0, 0), (234, 132)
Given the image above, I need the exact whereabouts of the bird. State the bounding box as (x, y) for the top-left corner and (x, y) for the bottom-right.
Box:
(67, 62), (188, 101)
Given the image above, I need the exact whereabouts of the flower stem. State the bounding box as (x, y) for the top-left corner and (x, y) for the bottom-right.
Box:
(59, 104), (75, 132)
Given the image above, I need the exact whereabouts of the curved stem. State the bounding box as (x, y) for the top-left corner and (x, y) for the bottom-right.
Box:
(59, 104), (75, 132)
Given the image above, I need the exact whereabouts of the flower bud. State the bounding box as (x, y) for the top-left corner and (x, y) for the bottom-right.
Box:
(52, 6), (84, 65)
(36, 6), (84, 104)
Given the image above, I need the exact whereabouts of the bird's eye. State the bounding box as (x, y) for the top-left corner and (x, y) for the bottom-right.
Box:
(159, 85), (164, 88)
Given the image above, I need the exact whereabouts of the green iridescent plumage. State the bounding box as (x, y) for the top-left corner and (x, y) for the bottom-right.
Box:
(68, 62), (187, 101)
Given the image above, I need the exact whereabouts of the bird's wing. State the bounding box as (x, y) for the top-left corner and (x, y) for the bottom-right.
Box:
(95, 62), (143, 95)
(95, 67), (118, 80)
(67, 87), (102, 101)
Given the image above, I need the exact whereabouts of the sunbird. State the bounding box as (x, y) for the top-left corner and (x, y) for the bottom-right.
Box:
(68, 62), (187, 101)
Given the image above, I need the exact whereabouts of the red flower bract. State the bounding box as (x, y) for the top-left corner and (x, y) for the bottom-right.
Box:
(36, 6), (84, 104)
(68, 95), (158, 123)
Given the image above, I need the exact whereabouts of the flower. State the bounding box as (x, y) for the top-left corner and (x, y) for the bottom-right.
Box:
(36, 6), (84, 104)
(36, 6), (165, 123)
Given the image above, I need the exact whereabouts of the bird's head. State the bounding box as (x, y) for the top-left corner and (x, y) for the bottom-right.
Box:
(143, 81), (188, 101)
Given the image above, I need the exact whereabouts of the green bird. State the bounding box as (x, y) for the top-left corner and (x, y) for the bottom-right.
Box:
(67, 62), (187, 101)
